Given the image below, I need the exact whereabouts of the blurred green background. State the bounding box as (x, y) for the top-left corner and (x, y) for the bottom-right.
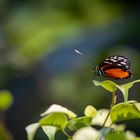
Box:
(0, 0), (140, 140)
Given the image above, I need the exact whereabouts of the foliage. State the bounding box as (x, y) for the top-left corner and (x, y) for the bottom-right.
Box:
(0, 90), (13, 111)
(26, 79), (140, 140)
(0, 90), (13, 140)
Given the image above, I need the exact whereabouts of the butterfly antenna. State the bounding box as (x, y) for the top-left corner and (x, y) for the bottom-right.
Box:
(74, 49), (97, 70)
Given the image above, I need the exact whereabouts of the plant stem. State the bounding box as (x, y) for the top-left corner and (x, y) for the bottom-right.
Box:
(62, 130), (72, 139)
(124, 89), (128, 102)
(102, 93), (116, 127)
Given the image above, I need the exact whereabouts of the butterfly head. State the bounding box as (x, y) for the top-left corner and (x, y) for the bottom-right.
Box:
(92, 65), (101, 76)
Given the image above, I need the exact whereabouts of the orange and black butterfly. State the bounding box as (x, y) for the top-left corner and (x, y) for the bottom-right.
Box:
(75, 50), (132, 80)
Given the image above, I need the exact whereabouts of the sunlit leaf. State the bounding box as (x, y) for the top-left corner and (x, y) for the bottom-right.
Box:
(73, 127), (101, 140)
(133, 103), (140, 112)
(111, 124), (126, 131)
(25, 123), (39, 140)
(110, 101), (140, 123)
(125, 130), (136, 140)
(67, 117), (92, 131)
(40, 104), (77, 119)
(84, 105), (97, 117)
(127, 100), (140, 112)
(92, 109), (112, 127)
(93, 80), (117, 93)
(39, 112), (67, 130)
(0, 90), (13, 111)
(42, 126), (58, 140)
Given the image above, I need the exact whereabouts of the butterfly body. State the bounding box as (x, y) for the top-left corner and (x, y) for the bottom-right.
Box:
(74, 50), (132, 80)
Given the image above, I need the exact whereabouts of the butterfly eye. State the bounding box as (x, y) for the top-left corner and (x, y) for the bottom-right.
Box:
(92, 65), (101, 76)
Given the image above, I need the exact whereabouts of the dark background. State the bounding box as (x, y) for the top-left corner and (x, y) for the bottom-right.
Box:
(0, 0), (140, 139)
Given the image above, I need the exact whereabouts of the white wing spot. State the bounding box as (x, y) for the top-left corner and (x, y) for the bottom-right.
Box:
(117, 64), (122, 66)
(118, 57), (124, 60)
(120, 62), (126, 65)
(113, 56), (117, 59)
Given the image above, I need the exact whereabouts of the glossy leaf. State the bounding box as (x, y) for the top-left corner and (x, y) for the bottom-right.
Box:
(25, 123), (39, 140)
(111, 124), (126, 131)
(110, 101), (140, 123)
(40, 104), (77, 119)
(73, 127), (101, 140)
(125, 130), (136, 140)
(42, 126), (58, 140)
(39, 112), (67, 130)
(93, 80), (117, 93)
(92, 109), (112, 127)
(84, 105), (97, 117)
(133, 103), (140, 112)
(67, 117), (92, 131)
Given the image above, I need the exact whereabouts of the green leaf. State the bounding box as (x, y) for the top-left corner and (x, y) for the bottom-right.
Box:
(132, 138), (140, 140)
(39, 112), (67, 130)
(25, 123), (39, 140)
(125, 130), (136, 140)
(0, 123), (13, 140)
(110, 101), (140, 123)
(111, 124), (126, 131)
(40, 104), (77, 119)
(67, 117), (92, 131)
(106, 132), (126, 140)
(84, 105), (97, 117)
(118, 79), (140, 101)
(133, 103), (140, 112)
(73, 127), (101, 140)
(0, 90), (13, 111)
(42, 126), (58, 140)
(121, 79), (140, 90)
(93, 79), (140, 101)
(127, 100), (140, 112)
(92, 109), (112, 127)
(93, 80), (117, 93)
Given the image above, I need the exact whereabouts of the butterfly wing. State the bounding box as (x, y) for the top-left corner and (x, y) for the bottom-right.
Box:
(99, 55), (132, 79)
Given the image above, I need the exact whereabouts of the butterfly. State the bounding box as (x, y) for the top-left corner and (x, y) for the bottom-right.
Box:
(75, 50), (132, 80)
